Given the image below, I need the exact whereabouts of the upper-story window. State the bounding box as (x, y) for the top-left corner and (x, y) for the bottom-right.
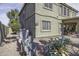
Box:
(60, 5), (70, 16)
(67, 9), (69, 16)
(64, 7), (67, 16)
(59, 5), (63, 16)
(63, 7), (70, 16)
(44, 3), (53, 10)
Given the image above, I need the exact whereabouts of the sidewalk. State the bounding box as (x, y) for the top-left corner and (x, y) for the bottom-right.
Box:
(0, 33), (20, 56)
(65, 35), (79, 56)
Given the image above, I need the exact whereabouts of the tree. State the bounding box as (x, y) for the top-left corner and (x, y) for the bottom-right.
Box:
(7, 9), (20, 33)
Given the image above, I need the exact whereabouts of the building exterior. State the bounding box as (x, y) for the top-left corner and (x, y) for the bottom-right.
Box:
(19, 3), (78, 41)
(62, 16), (79, 35)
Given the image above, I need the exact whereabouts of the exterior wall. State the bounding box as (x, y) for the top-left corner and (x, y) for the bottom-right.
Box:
(19, 3), (35, 38)
(19, 3), (78, 39)
(69, 10), (76, 17)
(35, 3), (77, 38)
(25, 15), (35, 38)
(35, 3), (59, 19)
(35, 3), (77, 20)
(35, 3), (62, 38)
(63, 19), (79, 33)
(35, 14), (62, 38)
(58, 4), (77, 19)
(19, 3), (35, 29)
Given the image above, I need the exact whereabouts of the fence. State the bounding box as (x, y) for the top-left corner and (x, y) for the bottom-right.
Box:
(0, 22), (9, 45)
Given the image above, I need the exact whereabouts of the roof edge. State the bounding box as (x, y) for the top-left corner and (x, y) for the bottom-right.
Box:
(19, 3), (79, 16)
(19, 3), (27, 16)
(61, 16), (79, 20)
(60, 3), (79, 13)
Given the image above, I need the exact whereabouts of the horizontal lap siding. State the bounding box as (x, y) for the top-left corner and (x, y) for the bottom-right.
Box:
(35, 4), (62, 38)
(35, 14), (62, 38)
(19, 4), (36, 38)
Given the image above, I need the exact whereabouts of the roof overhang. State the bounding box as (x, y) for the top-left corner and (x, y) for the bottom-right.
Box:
(60, 3), (79, 13)
(61, 16), (79, 21)
(19, 3), (79, 16)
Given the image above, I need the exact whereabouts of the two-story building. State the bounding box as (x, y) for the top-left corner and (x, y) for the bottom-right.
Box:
(19, 3), (79, 42)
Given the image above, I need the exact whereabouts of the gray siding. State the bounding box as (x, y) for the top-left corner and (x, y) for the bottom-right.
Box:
(25, 15), (35, 38)
(25, 3), (35, 38)
(19, 3), (35, 38)
(24, 3), (35, 19)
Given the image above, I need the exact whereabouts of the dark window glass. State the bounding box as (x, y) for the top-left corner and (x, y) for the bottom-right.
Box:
(42, 21), (51, 30)
(44, 3), (52, 9)
(64, 7), (66, 16)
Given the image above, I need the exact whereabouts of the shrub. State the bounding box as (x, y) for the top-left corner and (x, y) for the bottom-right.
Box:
(43, 36), (71, 56)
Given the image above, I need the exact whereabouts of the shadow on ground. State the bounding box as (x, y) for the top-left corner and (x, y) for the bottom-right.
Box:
(4, 34), (17, 44)
(68, 43), (79, 56)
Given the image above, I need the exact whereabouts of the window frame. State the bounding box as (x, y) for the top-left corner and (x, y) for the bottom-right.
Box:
(63, 7), (67, 16)
(67, 8), (69, 16)
(42, 20), (51, 31)
(44, 3), (53, 11)
(60, 5), (70, 16)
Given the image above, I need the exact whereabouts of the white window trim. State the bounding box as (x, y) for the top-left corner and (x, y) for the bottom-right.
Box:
(41, 20), (51, 32)
(43, 3), (53, 11)
(60, 5), (70, 16)
(63, 7), (67, 16)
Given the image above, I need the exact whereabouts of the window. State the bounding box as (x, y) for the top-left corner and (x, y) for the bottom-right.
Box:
(64, 8), (70, 16)
(49, 4), (52, 9)
(64, 7), (67, 16)
(59, 5), (63, 16)
(60, 5), (70, 16)
(44, 3), (53, 10)
(67, 9), (69, 16)
(42, 21), (51, 30)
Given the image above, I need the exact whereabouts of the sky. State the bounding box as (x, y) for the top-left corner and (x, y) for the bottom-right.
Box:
(0, 3), (79, 26)
(67, 3), (79, 15)
(0, 3), (23, 26)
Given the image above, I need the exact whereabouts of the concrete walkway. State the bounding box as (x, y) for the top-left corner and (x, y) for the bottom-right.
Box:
(65, 35), (79, 56)
(0, 33), (20, 56)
